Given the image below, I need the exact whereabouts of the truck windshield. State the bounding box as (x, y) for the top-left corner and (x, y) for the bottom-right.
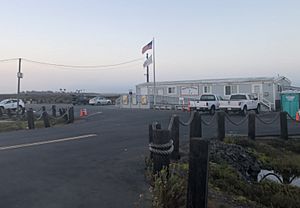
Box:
(200, 95), (215, 101)
(230, 95), (247, 100)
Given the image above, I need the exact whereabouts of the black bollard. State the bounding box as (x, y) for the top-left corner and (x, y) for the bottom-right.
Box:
(217, 111), (225, 140)
(187, 138), (209, 208)
(27, 108), (35, 129)
(52, 105), (57, 117)
(68, 107), (74, 123)
(248, 112), (256, 140)
(190, 112), (202, 138)
(280, 112), (288, 140)
(152, 129), (171, 174)
(170, 115), (180, 160)
(42, 110), (50, 128)
(7, 109), (12, 118)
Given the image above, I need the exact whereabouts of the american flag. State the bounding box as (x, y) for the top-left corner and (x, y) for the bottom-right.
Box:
(142, 41), (152, 54)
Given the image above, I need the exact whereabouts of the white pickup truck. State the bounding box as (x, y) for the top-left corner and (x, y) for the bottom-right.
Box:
(189, 94), (221, 114)
(219, 93), (260, 115)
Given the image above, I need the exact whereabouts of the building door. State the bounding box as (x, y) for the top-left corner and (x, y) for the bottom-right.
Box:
(252, 84), (262, 100)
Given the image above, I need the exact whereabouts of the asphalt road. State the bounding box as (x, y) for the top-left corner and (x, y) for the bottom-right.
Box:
(0, 107), (189, 208)
(0, 106), (299, 208)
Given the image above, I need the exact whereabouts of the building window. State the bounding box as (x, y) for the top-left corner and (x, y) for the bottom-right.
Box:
(168, 87), (176, 94)
(225, 85), (238, 95)
(203, 85), (212, 94)
(277, 85), (282, 92)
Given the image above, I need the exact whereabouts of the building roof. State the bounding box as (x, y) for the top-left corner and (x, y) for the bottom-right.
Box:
(137, 76), (291, 87)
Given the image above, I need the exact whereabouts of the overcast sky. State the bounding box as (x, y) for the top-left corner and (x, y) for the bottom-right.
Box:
(0, 0), (299, 93)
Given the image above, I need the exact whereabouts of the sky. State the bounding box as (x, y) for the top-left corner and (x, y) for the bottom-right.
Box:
(0, 0), (299, 93)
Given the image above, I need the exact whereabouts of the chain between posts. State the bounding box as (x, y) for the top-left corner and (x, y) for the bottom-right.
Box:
(35, 109), (69, 121)
(255, 113), (280, 125)
(224, 113), (249, 126)
(200, 113), (217, 126)
(287, 113), (300, 123)
(178, 111), (195, 126)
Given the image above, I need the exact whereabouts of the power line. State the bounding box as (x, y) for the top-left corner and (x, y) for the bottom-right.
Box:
(27, 62), (142, 72)
(22, 57), (143, 68)
(0, 58), (19, 62)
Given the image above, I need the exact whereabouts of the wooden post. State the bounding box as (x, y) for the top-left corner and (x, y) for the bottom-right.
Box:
(152, 129), (171, 173)
(42, 110), (50, 128)
(149, 124), (154, 159)
(52, 105), (57, 117)
(248, 111), (256, 140)
(27, 108), (35, 129)
(187, 138), (209, 208)
(171, 115), (180, 160)
(149, 122), (161, 160)
(190, 112), (202, 138)
(63, 108), (68, 122)
(280, 111), (288, 140)
(68, 107), (74, 123)
(217, 111), (225, 140)
(7, 109), (12, 118)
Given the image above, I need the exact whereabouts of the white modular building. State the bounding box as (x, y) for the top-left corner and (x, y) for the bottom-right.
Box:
(133, 76), (291, 111)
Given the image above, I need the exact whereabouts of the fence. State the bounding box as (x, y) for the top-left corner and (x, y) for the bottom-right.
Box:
(27, 105), (75, 129)
(148, 110), (300, 208)
(118, 94), (195, 110)
(0, 105), (74, 131)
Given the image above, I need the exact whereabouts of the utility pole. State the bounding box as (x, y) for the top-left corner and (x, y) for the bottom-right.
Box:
(152, 37), (156, 106)
(16, 58), (22, 117)
(146, 53), (149, 82)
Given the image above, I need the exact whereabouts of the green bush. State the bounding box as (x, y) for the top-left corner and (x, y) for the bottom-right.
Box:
(151, 163), (188, 208)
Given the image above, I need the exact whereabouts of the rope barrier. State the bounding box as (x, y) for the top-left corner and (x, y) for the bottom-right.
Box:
(255, 113), (280, 125)
(34, 107), (70, 122)
(48, 111), (69, 121)
(178, 112), (195, 126)
(224, 113), (249, 126)
(36, 113), (44, 121)
(149, 140), (174, 155)
(201, 113), (217, 126)
(287, 114), (300, 123)
(149, 140), (173, 149)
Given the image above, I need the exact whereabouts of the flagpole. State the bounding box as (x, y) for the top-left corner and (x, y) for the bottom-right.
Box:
(152, 37), (156, 106)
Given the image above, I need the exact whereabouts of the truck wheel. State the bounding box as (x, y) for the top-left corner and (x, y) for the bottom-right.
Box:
(242, 106), (247, 116)
(210, 105), (215, 115)
(256, 104), (260, 114)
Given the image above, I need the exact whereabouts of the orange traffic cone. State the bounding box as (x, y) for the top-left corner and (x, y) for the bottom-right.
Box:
(80, 108), (88, 117)
(296, 112), (300, 121)
(80, 109), (84, 117)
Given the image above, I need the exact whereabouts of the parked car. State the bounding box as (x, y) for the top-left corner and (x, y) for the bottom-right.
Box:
(219, 93), (260, 115)
(0, 98), (25, 113)
(71, 94), (89, 105)
(189, 94), (221, 114)
(89, 97), (112, 105)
